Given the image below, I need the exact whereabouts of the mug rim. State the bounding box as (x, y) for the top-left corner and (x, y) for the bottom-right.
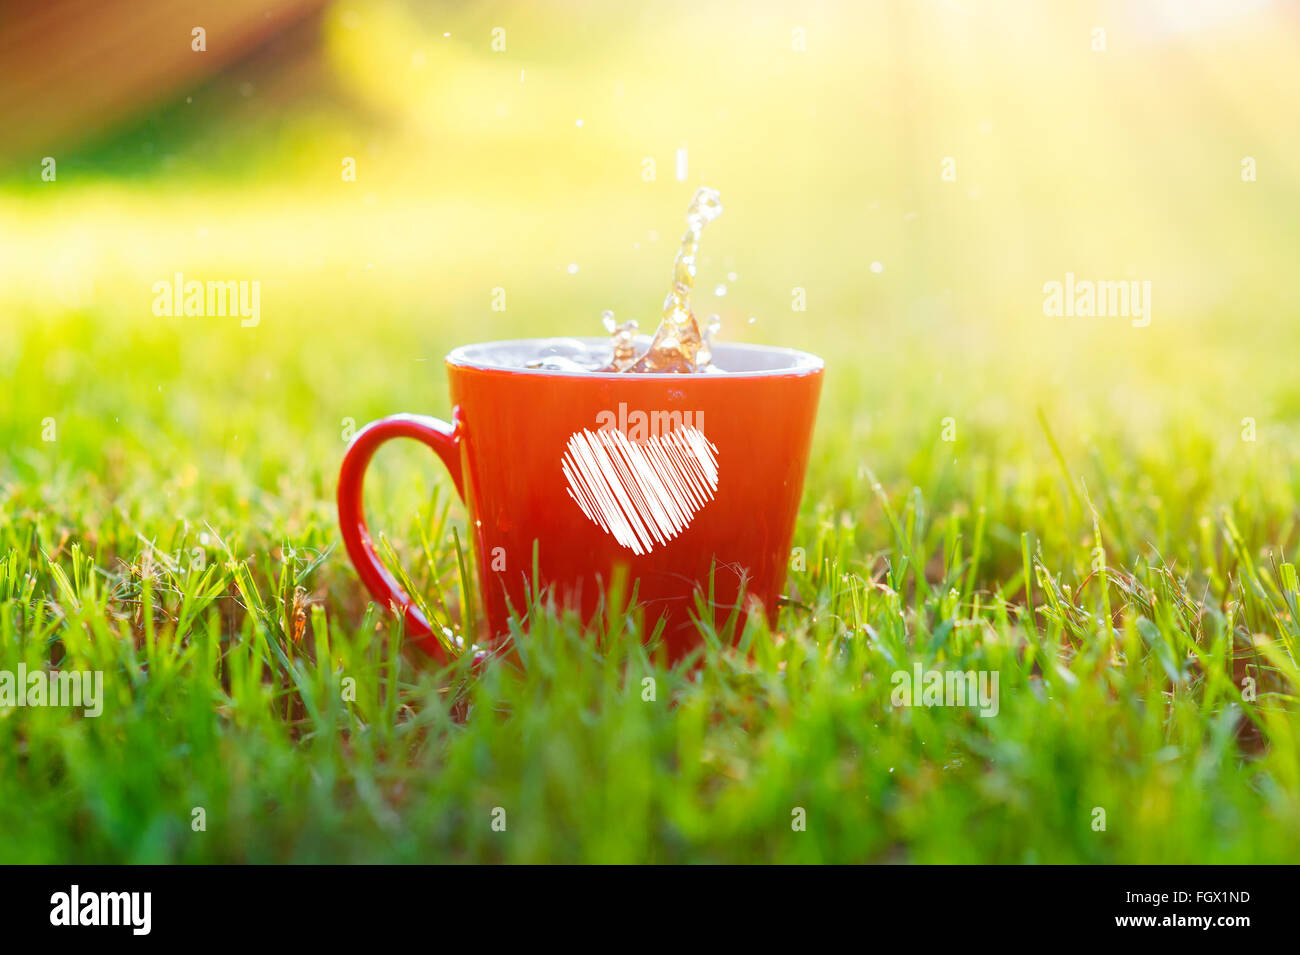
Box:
(445, 337), (824, 380)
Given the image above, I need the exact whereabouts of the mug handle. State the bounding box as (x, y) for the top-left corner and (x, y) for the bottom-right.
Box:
(337, 413), (465, 662)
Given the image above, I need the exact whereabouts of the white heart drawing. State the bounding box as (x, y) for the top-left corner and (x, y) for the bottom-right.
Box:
(562, 425), (719, 555)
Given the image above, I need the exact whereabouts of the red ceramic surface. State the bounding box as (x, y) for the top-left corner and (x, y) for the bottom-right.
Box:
(337, 339), (824, 663)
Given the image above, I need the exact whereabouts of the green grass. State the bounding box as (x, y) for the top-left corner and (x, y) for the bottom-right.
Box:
(1, 290), (1298, 863)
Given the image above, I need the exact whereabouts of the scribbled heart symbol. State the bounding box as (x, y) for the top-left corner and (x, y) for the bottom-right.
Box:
(562, 426), (719, 555)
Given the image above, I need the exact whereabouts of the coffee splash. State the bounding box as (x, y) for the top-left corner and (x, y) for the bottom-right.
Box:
(611, 186), (723, 374)
(527, 187), (726, 374)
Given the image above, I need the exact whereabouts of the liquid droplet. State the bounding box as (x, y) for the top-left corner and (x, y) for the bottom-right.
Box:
(597, 188), (728, 373)
(627, 186), (723, 373)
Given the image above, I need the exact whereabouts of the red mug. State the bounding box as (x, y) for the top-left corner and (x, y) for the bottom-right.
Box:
(337, 338), (824, 664)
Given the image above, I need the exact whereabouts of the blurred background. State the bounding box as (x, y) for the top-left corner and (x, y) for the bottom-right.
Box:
(2, 0), (1300, 548)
